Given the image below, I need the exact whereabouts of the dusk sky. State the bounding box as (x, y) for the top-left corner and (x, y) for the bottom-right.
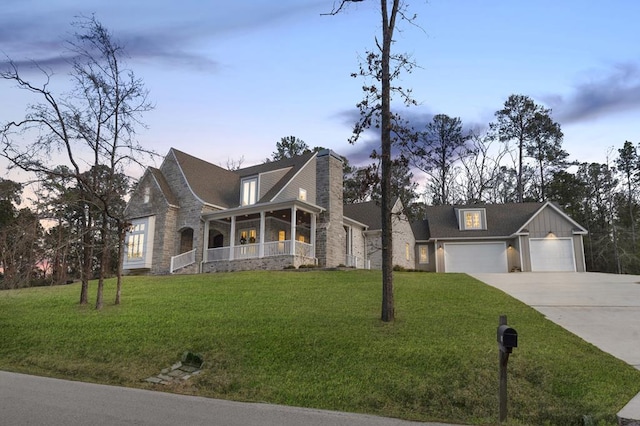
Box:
(2, 0), (640, 182)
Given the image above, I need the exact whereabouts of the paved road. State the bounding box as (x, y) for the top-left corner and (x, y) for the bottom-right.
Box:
(470, 271), (640, 423)
(0, 371), (454, 426)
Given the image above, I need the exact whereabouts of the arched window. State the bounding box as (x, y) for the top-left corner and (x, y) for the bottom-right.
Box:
(208, 230), (224, 248)
(180, 228), (194, 253)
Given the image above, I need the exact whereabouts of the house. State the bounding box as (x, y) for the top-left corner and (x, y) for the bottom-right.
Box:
(412, 202), (588, 273)
(123, 148), (410, 274)
(123, 148), (587, 275)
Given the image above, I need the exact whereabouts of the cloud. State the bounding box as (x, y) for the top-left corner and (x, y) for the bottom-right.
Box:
(543, 62), (640, 124)
(0, 1), (326, 73)
(335, 106), (490, 165)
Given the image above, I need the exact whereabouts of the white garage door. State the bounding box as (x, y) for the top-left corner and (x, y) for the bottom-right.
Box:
(529, 238), (575, 272)
(444, 242), (508, 273)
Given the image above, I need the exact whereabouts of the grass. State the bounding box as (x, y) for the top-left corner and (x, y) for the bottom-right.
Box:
(1, 270), (639, 425)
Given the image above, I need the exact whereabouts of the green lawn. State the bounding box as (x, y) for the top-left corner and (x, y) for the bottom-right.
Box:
(1, 270), (638, 425)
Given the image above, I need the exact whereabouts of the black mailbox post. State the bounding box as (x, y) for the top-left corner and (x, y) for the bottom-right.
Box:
(497, 315), (517, 423)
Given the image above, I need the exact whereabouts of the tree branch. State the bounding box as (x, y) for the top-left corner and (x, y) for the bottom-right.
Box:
(321, 0), (364, 16)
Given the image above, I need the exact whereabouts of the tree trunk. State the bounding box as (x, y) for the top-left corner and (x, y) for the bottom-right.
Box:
(80, 205), (92, 305)
(115, 220), (125, 305)
(379, 0), (397, 322)
(628, 180), (636, 253)
(539, 158), (545, 201)
(517, 137), (524, 203)
(95, 212), (109, 310)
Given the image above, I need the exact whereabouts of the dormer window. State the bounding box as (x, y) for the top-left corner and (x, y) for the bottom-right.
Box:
(241, 177), (258, 206)
(459, 208), (486, 230)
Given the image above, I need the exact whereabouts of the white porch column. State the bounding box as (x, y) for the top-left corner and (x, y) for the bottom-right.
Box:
(259, 211), (265, 258)
(229, 216), (236, 261)
(310, 213), (316, 260)
(203, 219), (210, 263)
(346, 225), (352, 267)
(290, 207), (296, 255)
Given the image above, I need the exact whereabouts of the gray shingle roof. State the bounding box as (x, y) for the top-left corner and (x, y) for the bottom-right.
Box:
(171, 149), (240, 208)
(148, 167), (179, 207)
(424, 202), (544, 239)
(343, 200), (382, 229)
(170, 148), (316, 208)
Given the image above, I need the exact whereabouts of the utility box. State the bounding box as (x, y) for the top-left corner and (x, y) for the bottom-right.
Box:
(497, 324), (518, 353)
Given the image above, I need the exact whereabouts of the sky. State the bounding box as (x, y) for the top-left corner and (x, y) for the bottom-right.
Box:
(2, 0), (640, 183)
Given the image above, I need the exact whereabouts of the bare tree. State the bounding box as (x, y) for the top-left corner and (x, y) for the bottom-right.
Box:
(1, 15), (153, 308)
(225, 156), (245, 171)
(402, 114), (469, 205)
(325, 0), (418, 322)
(457, 129), (511, 203)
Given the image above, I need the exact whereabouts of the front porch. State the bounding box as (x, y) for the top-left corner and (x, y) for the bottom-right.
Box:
(201, 200), (322, 271)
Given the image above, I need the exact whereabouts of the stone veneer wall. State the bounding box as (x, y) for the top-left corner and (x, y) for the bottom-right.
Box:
(390, 203), (416, 270)
(202, 255), (315, 273)
(159, 150), (207, 271)
(124, 171), (179, 275)
(315, 150), (345, 267)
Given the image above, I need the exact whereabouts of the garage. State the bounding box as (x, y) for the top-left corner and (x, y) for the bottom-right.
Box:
(444, 242), (508, 273)
(529, 238), (576, 272)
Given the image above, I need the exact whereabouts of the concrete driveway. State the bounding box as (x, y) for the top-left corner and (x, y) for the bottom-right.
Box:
(470, 272), (640, 423)
(471, 272), (640, 369)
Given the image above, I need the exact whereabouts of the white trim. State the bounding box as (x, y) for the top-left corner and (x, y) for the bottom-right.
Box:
(241, 176), (259, 206)
(456, 208), (487, 231)
(123, 216), (155, 270)
(517, 201), (588, 235)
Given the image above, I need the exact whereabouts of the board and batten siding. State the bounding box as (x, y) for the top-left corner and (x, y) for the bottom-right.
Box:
(520, 205), (585, 272)
(526, 206), (574, 238)
(271, 157), (317, 204)
(259, 168), (291, 200)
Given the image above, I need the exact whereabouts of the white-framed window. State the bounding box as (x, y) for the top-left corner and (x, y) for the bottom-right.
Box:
(241, 177), (258, 206)
(419, 245), (429, 264)
(127, 223), (146, 259)
(298, 188), (307, 201)
(459, 209), (486, 230)
(143, 186), (150, 204)
(123, 216), (155, 269)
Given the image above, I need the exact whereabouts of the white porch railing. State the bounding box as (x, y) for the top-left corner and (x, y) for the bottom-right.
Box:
(170, 249), (196, 273)
(264, 240), (291, 257)
(234, 243), (259, 259)
(205, 240), (315, 262)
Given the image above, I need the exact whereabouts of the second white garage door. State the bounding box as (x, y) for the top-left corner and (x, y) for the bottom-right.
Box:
(529, 238), (575, 272)
(444, 242), (508, 273)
